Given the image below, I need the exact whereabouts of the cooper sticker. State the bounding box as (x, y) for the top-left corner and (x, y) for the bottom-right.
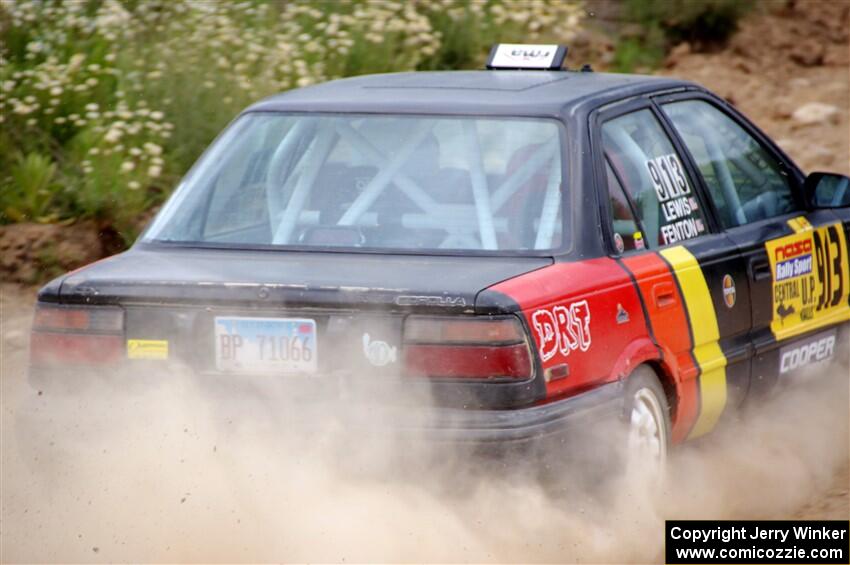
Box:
(645, 153), (706, 245)
(766, 221), (849, 335)
(779, 329), (837, 374)
(531, 300), (591, 362)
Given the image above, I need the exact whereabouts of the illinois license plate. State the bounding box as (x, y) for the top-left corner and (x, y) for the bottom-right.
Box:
(214, 317), (317, 374)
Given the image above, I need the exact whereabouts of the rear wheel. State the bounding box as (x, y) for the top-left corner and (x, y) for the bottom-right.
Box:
(623, 366), (671, 470)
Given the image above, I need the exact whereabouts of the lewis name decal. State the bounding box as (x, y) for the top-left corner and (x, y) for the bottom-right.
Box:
(645, 153), (706, 245)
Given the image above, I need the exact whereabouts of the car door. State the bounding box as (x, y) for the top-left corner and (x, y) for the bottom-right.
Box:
(593, 99), (753, 443)
(656, 93), (850, 394)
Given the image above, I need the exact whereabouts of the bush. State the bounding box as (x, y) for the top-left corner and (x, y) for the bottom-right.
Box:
(613, 0), (751, 72)
(0, 0), (584, 245)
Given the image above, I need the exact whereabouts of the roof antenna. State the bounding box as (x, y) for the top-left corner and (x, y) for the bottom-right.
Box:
(580, 64), (594, 72)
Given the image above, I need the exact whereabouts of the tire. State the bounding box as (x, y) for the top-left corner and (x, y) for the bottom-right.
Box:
(622, 366), (672, 469)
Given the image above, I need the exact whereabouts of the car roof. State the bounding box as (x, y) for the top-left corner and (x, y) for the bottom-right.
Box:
(246, 70), (693, 118)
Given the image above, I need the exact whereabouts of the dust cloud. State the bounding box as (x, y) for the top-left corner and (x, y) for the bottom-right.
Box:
(1, 310), (848, 563)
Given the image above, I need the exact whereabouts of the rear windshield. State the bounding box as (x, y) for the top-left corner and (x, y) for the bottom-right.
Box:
(144, 113), (566, 253)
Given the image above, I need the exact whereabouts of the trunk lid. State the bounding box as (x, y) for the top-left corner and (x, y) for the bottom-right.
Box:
(56, 245), (551, 313)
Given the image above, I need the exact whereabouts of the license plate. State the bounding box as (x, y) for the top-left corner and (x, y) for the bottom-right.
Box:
(214, 317), (317, 374)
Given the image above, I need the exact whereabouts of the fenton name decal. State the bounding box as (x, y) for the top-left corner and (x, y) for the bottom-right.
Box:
(531, 301), (592, 362)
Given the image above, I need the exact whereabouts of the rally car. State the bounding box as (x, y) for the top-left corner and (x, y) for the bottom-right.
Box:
(29, 44), (850, 463)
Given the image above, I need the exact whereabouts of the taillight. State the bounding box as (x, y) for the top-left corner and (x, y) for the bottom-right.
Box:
(30, 304), (124, 367)
(403, 316), (533, 380)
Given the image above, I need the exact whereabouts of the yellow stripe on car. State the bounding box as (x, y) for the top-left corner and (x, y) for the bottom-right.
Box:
(661, 246), (728, 439)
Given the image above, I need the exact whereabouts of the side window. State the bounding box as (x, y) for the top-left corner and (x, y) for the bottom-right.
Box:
(605, 160), (646, 253)
(602, 109), (708, 248)
(662, 100), (798, 229)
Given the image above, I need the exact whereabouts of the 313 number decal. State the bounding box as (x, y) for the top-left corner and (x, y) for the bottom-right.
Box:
(813, 225), (845, 311)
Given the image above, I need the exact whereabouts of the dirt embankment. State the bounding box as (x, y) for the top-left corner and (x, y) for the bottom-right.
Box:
(662, 0), (849, 176)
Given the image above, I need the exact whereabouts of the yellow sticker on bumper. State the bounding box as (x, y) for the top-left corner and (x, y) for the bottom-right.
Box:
(127, 339), (169, 360)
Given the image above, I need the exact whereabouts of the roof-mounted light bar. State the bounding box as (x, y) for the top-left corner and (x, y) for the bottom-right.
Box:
(486, 44), (568, 71)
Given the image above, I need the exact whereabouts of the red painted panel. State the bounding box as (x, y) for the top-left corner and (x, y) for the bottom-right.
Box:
(620, 253), (699, 442)
(490, 258), (649, 400)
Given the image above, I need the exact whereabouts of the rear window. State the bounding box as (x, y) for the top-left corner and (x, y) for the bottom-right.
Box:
(144, 113), (566, 253)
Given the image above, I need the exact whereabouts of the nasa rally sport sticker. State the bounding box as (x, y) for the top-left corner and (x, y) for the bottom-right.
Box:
(766, 219), (849, 337)
(722, 274), (736, 309)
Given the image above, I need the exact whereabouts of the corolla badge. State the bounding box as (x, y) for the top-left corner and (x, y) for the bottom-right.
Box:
(362, 333), (397, 367)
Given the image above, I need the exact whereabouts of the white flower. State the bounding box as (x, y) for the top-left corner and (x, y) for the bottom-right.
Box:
(104, 128), (122, 143)
(68, 53), (86, 70)
(85, 103), (99, 111)
(128, 181), (141, 190)
(149, 110), (164, 121)
(143, 142), (162, 156)
(120, 161), (135, 173)
(148, 165), (161, 178)
(50, 86), (62, 96)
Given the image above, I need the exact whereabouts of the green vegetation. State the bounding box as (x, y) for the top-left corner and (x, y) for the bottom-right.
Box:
(0, 0), (583, 244)
(613, 0), (752, 72)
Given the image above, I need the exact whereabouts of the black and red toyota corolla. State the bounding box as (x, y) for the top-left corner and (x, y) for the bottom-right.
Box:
(29, 45), (850, 461)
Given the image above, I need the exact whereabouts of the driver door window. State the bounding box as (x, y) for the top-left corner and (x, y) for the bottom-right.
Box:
(661, 100), (799, 229)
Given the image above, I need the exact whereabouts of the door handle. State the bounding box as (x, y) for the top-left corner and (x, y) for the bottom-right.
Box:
(749, 258), (772, 282)
(652, 282), (676, 309)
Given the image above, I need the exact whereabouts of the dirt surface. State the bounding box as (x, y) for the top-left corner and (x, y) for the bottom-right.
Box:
(1, 282), (847, 562)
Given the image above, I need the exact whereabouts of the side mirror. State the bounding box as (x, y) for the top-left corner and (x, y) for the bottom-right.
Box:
(805, 172), (850, 209)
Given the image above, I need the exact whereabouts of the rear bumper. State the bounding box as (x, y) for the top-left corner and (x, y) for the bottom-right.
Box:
(28, 362), (623, 446)
(371, 380), (625, 445)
